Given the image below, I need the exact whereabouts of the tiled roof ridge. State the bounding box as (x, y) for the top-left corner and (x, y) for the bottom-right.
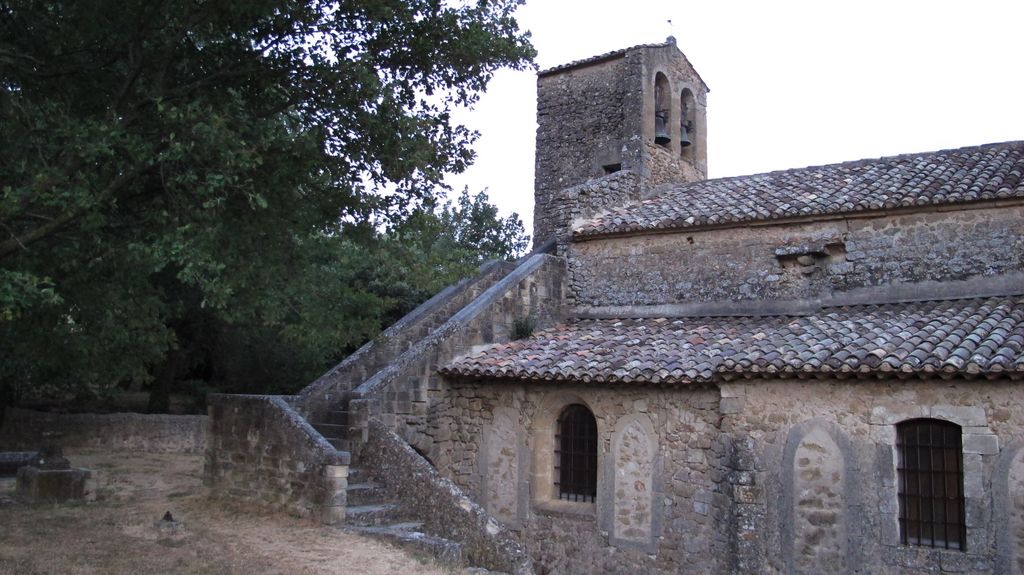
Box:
(441, 295), (1024, 385)
(538, 40), (674, 76)
(680, 140), (1024, 191)
(489, 298), (1024, 359)
(575, 139), (1024, 238)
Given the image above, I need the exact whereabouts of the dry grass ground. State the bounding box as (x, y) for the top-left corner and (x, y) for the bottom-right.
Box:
(0, 449), (454, 575)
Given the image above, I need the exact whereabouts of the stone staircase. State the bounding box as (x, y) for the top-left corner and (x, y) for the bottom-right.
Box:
(281, 245), (560, 573)
(342, 465), (465, 565)
(304, 267), (503, 564)
(204, 249), (559, 572)
(294, 259), (520, 569)
(309, 404), (351, 453)
(300, 258), (519, 451)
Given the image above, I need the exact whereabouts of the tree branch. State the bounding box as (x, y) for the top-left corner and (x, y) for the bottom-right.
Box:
(0, 161), (154, 261)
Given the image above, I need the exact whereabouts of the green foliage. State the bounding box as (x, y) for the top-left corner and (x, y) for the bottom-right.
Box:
(0, 269), (61, 321)
(511, 316), (536, 340)
(373, 189), (529, 323)
(153, 194), (530, 400)
(0, 0), (534, 406)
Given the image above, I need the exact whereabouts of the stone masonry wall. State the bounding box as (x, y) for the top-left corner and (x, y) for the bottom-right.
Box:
(435, 381), (731, 575)
(720, 378), (1024, 574)
(435, 376), (1024, 574)
(570, 203), (1024, 308)
(204, 394), (348, 524)
(534, 55), (636, 247)
(646, 142), (703, 188)
(549, 170), (643, 253)
(0, 407), (206, 453)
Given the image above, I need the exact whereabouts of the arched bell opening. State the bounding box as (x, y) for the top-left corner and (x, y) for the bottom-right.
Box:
(680, 88), (696, 160)
(654, 72), (671, 148)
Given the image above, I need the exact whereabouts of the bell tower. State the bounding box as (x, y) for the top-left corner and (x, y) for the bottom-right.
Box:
(532, 37), (709, 248)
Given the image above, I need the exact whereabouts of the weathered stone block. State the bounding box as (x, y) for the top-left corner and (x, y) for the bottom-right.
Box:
(719, 384), (746, 399)
(734, 485), (761, 504)
(930, 405), (987, 427)
(963, 455), (985, 500)
(869, 423), (896, 444)
(693, 500), (709, 515)
(720, 397), (745, 414)
(16, 466), (94, 503)
(324, 464), (348, 479)
(962, 433), (998, 455)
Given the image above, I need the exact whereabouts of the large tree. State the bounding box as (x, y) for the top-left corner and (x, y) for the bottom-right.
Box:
(204, 189), (529, 400)
(0, 0), (534, 407)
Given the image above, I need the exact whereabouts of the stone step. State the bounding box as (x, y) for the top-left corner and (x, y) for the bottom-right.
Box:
(325, 437), (351, 452)
(347, 523), (463, 566)
(345, 503), (403, 526)
(311, 422), (347, 439)
(345, 481), (388, 506)
(316, 410), (350, 426)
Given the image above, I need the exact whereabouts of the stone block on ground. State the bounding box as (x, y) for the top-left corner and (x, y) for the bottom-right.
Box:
(16, 466), (95, 503)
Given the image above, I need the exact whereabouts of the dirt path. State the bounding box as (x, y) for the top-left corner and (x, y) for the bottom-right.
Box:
(0, 449), (454, 575)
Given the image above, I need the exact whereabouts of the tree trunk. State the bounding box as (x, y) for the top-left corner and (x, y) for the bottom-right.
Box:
(147, 349), (181, 413)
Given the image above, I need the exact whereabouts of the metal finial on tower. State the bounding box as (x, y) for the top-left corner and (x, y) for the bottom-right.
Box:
(666, 20), (676, 45)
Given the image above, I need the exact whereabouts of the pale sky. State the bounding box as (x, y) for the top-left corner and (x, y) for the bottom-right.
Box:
(443, 0), (1024, 238)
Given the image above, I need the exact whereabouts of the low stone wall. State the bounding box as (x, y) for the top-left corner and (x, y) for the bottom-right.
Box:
(362, 419), (533, 574)
(204, 394), (349, 524)
(0, 407), (207, 453)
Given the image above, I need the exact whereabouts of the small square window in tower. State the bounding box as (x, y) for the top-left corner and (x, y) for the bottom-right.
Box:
(555, 404), (598, 502)
(896, 419), (966, 550)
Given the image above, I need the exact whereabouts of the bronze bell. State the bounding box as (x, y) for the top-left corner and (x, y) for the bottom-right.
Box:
(654, 111), (671, 145)
(679, 121), (692, 148)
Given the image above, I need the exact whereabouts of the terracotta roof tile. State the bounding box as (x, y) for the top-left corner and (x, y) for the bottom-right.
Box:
(440, 297), (1024, 384)
(574, 141), (1024, 238)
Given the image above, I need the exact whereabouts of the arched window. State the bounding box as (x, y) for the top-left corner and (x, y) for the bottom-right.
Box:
(680, 88), (696, 159)
(555, 404), (598, 502)
(896, 419), (966, 550)
(654, 73), (671, 147)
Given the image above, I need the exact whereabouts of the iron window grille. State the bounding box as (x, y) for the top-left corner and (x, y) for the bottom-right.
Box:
(554, 404), (598, 503)
(896, 419), (966, 551)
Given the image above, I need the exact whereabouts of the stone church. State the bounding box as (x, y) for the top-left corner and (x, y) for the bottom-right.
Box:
(205, 38), (1024, 574)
